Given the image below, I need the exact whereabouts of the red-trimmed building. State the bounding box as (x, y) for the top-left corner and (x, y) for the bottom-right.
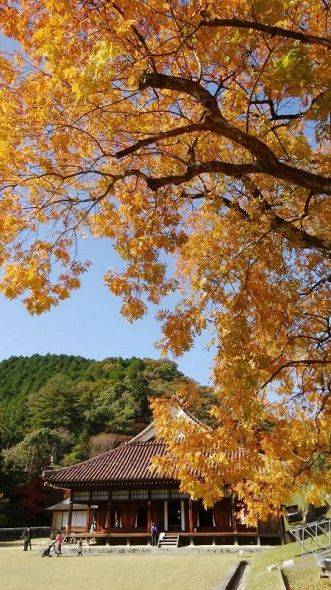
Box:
(44, 420), (284, 546)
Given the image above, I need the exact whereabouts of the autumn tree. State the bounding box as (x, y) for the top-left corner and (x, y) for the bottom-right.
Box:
(0, 1), (330, 518)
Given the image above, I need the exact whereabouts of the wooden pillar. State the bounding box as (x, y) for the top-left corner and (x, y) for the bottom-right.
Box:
(231, 494), (238, 545)
(86, 491), (92, 532)
(180, 500), (185, 531)
(106, 500), (111, 531)
(67, 492), (74, 534)
(164, 500), (168, 531)
(147, 499), (152, 532)
(280, 514), (286, 545)
(231, 495), (237, 532)
(188, 498), (193, 533)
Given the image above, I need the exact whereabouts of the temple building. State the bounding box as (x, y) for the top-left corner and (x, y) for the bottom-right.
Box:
(44, 417), (284, 546)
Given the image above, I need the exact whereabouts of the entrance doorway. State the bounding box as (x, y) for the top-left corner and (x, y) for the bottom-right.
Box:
(152, 502), (164, 531)
(168, 501), (181, 530)
(136, 506), (148, 528)
(198, 506), (214, 528)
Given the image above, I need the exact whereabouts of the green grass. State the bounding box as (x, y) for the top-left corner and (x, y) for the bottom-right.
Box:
(2, 538), (330, 590)
(284, 555), (330, 590)
(0, 542), (238, 590)
(246, 536), (331, 590)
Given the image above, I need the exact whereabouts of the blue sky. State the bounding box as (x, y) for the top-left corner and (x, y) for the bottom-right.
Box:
(0, 236), (214, 385)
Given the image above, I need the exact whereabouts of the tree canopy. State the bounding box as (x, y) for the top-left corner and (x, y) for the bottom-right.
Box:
(0, 1), (329, 518)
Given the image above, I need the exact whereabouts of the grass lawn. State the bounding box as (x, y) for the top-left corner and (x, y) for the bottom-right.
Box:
(246, 536), (331, 590)
(284, 555), (330, 590)
(0, 542), (238, 590)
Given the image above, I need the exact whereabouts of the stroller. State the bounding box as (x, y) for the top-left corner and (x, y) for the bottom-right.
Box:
(41, 542), (55, 557)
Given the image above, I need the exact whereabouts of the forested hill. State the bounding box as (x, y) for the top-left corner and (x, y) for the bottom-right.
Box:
(0, 354), (95, 400)
(0, 354), (189, 448)
(0, 354), (211, 526)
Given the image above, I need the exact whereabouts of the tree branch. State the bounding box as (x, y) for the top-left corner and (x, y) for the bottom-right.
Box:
(242, 179), (331, 252)
(115, 123), (207, 158)
(139, 72), (331, 194)
(113, 2), (157, 72)
(261, 359), (330, 389)
(145, 163), (330, 252)
(145, 161), (261, 190)
(199, 16), (331, 49)
(251, 92), (326, 121)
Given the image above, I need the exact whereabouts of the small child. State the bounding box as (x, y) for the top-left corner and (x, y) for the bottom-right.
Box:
(77, 538), (83, 556)
(54, 531), (62, 556)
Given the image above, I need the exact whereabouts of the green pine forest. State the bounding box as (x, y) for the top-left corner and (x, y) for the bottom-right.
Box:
(0, 354), (211, 526)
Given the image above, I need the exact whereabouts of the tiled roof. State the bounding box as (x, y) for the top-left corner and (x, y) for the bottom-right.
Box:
(45, 440), (175, 487)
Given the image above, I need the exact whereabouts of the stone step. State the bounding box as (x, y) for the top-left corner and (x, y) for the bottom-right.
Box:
(158, 532), (179, 548)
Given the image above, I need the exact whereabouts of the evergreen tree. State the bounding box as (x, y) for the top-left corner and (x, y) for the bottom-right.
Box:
(28, 375), (81, 431)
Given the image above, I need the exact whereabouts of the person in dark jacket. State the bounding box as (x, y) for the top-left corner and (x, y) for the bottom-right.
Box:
(21, 527), (33, 551)
(151, 522), (158, 547)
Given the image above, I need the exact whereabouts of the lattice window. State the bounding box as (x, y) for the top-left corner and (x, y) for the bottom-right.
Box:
(151, 489), (169, 499)
(131, 489), (148, 500)
(111, 490), (129, 500)
(170, 489), (189, 499)
(91, 491), (109, 501)
(73, 491), (90, 501)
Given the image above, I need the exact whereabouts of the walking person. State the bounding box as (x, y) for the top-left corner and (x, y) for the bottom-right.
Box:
(54, 531), (63, 556)
(77, 538), (83, 556)
(151, 522), (158, 547)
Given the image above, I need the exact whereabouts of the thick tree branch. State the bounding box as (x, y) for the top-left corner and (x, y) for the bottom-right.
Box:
(115, 123), (207, 158)
(144, 162), (330, 252)
(199, 16), (331, 48)
(242, 179), (331, 252)
(139, 72), (331, 194)
(139, 72), (220, 113)
(263, 205), (331, 251)
(145, 161), (261, 190)
(180, 190), (251, 220)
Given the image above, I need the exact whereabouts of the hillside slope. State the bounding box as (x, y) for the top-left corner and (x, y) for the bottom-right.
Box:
(0, 354), (185, 446)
